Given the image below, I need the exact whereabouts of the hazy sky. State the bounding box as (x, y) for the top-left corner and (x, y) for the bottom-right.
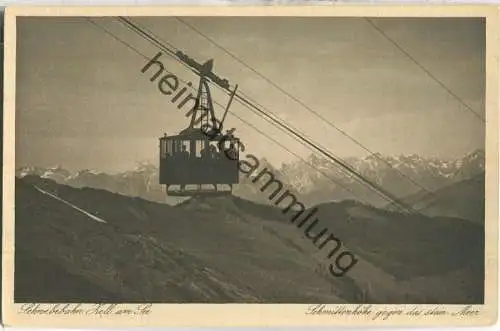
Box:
(15, 17), (485, 172)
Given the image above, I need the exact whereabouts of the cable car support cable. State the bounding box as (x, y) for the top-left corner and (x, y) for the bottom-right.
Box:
(89, 16), (420, 214)
(86, 17), (375, 206)
(173, 16), (484, 198)
(114, 16), (421, 214)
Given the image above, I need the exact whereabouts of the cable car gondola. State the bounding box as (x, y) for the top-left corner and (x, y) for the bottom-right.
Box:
(158, 56), (240, 197)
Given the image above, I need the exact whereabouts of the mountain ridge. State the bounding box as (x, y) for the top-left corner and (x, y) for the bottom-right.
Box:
(390, 172), (485, 224)
(16, 149), (485, 207)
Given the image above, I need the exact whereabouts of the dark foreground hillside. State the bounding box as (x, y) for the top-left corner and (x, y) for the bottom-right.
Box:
(15, 176), (485, 304)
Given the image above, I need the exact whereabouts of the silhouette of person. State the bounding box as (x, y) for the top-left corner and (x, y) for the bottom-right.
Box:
(225, 142), (238, 161)
(179, 144), (190, 191)
(180, 144), (190, 159)
(200, 144), (208, 159)
(208, 144), (219, 160)
(205, 143), (219, 191)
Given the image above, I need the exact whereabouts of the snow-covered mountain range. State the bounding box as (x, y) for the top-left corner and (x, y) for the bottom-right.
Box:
(279, 149), (485, 206)
(16, 149), (484, 207)
(17, 163), (170, 204)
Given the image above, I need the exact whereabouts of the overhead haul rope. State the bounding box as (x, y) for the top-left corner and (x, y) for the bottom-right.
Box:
(118, 16), (420, 214)
(89, 17), (419, 214)
(173, 16), (486, 208)
(86, 17), (377, 208)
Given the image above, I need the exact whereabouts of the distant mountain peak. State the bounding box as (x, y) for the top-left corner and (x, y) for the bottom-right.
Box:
(48, 165), (64, 170)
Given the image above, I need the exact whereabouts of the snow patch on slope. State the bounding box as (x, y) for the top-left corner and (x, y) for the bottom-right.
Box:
(33, 185), (108, 224)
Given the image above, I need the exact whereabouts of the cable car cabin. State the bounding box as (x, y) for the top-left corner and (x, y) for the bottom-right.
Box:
(159, 129), (240, 196)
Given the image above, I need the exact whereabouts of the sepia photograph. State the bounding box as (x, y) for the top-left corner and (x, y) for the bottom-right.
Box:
(2, 5), (499, 327)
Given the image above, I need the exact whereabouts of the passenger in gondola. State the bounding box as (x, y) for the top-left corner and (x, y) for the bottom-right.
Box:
(197, 144), (208, 190)
(207, 143), (219, 191)
(225, 142), (238, 160)
(180, 144), (190, 159)
(200, 145), (208, 159)
(179, 144), (190, 191)
(208, 144), (219, 160)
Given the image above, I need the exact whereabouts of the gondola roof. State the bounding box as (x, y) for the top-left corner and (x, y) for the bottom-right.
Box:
(162, 127), (237, 142)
